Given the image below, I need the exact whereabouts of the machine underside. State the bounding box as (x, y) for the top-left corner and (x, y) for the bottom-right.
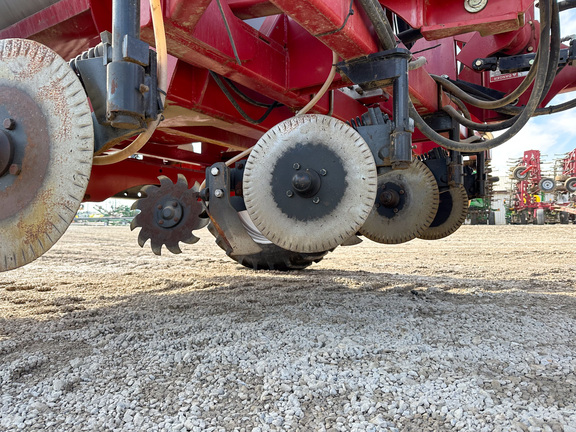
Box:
(0, 0), (575, 271)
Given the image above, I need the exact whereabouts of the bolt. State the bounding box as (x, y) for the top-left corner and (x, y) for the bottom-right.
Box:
(8, 164), (21, 175)
(527, 46), (534, 52)
(174, 218), (179, 223)
(172, 201), (178, 207)
(210, 167), (220, 176)
(393, 208), (399, 213)
(464, 0), (488, 13)
(475, 59), (483, 67)
(399, 190), (405, 195)
(214, 189), (224, 198)
(286, 190), (294, 198)
(312, 197), (320, 204)
(139, 84), (150, 94)
(293, 163), (301, 170)
(157, 205), (162, 210)
(3, 118), (15, 130)
(158, 220), (164, 225)
(320, 169), (327, 176)
(529, 59), (535, 65)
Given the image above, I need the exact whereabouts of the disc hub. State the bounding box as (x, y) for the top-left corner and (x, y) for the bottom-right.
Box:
(0, 129), (14, 177)
(291, 168), (322, 198)
(155, 198), (183, 228)
(376, 182), (406, 216)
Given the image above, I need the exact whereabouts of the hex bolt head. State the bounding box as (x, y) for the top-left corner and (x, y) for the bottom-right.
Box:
(312, 197), (320, 204)
(139, 84), (150, 94)
(3, 118), (15, 130)
(527, 46), (534, 52)
(174, 218), (179, 223)
(158, 220), (164, 225)
(474, 59), (483, 67)
(293, 163), (301, 170)
(393, 208), (399, 213)
(286, 190), (294, 198)
(214, 189), (224, 198)
(157, 205), (163, 210)
(8, 164), (21, 175)
(320, 169), (327, 176)
(529, 59), (535, 65)
(210, 167), (220, 176)
(399, 190), (405, 195)
(172, 201), (178, 207)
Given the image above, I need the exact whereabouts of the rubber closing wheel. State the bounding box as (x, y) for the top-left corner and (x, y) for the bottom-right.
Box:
(417, 184), (468, 240)
(244, 115), (377, 253)
(0, 39), (94, 272)
(359, 160), (439, 244)
(564, 177), (576, 193)
(207, 222), (328, 270)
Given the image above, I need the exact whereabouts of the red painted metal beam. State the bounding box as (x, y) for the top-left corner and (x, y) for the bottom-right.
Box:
(86, 158), (204, 202)
(384, 0), (534, 40)
(269, 0), (379, 59)
(228, 0), (282, 19)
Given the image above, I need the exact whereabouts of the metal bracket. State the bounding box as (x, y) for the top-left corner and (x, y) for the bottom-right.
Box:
(204, 162), (262, 257)
(337, 48), (414, 168)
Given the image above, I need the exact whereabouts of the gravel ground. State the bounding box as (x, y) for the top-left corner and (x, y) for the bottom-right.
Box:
(1, 224), (576, 432)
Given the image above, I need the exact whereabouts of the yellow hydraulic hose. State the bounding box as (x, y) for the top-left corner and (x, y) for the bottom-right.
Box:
(92, 0), (168, 166)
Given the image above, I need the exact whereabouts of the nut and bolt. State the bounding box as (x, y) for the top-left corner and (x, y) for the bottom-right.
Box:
(393, 208), (399, 213)
(139, 84), (150, 94)
(210, 167), (220, 176)
(474, 59), (483, 67)
(399, 190), (405, 195)
(464, 0), (488, 13)
(293, 163), (301, 170)
(286, 190), (294, 198)
(214, 189), (224, 198)
(3, 118), (15, 130)
(312, 197), (320, 204)
(172, 201), (178, 207)
(174, 218), (180, 223)
(320, 169), (327, 176)
(157, 204), (162, 210)
(158, 220), (164, 225)
(527, 46), (534, 52)
(529, 59), (535, 65)
(9, 164), (21, 175)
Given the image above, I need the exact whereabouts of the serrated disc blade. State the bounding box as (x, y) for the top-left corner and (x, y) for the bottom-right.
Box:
(165, 243), (183, 254)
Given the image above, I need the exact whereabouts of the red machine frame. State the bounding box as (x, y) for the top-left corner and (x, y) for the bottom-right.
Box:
(2, 0), (576, 202)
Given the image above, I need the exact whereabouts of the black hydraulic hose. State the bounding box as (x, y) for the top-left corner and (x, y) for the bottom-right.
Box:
(223, 77), (279, 108)
(359, 0), (552, 151)
(558, 0), (576, 12)
(209, 71), (279, 124)
(444, 0), (561, 133)
(434, 0), (559, 112)
(410, 0), (552, 151)
(356, 0), (397, 49)
(442, 105), (518, 132)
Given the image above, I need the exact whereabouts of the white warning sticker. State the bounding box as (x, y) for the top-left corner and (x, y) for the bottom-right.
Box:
(489, 70), (529, 83)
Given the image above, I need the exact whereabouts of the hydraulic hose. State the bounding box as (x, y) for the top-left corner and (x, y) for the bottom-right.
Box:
(93, 0), (168, 166)
(357, 0), (553, 152)
(441, 0), (561, 134)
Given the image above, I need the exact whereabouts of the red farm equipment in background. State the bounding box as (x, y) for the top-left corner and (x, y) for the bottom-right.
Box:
(509, 149), (576, 224)
(1, 0), (576, 272)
